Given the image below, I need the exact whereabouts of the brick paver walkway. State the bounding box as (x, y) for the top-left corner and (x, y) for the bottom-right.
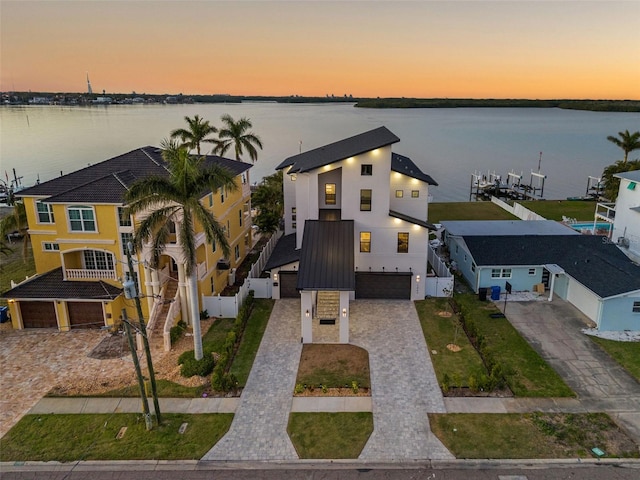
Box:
(202, 299), (302, 461)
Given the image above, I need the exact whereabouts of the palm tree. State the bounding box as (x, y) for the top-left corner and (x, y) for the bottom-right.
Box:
(212, 114), (263, 162)
(0, 201), (30, 259)
(607, 130), (640, 163)
(170, 115), (218, 156)
(124, 140), (238, 360)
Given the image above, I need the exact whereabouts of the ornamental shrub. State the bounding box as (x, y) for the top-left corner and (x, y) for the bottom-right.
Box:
(178, 350), (215, 377)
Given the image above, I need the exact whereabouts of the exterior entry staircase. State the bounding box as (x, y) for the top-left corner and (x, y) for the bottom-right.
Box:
(316, 291), (339, 324)
(150, 277), (178, 350)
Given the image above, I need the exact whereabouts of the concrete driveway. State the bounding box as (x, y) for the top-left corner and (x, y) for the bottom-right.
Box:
(499, 297), (640, 440)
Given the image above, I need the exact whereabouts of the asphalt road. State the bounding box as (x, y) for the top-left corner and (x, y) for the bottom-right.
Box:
(2, 462), (640, 480)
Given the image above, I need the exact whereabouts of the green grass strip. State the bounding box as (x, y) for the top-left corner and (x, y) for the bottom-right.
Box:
(455, 294), (574, 397)
(0, 413), (233, 461)
(590, 336), (640, 382)
(288, 412), (373, 459)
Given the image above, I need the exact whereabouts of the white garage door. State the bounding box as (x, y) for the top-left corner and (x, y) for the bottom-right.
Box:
(566, 278), (601, 323)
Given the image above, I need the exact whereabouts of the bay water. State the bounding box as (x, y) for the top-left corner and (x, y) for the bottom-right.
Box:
(1, 103), (638, 201)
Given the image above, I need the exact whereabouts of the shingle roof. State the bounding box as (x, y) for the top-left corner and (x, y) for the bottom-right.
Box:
(276, 127), (400, 173)
(297, 220), (355, 290)
(263, 233), (300, 270)
(18, 147), (252, 204)
(463, 235), (640, 298)
(391, 153), (438, 185)
(1, 268), (122, 300)
(442, 220), (578, 237)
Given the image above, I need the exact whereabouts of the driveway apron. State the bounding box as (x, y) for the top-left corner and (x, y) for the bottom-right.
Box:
(202, 299), (302, 461)
(350, 300), (453, 461)
(501, 298), (640, 409)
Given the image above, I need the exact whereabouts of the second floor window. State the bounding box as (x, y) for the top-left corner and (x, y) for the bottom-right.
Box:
(83, 250), (114, 271)
(235, 244), (240, 260)
(361, 164), (372, 176)
(118, 207), (132, 227)
(360, 189), (372, 211)
(36, 201), (55, 224)
(395, 190), (404, 198)
(325, 184), (336, 205)
(68, 206), (96, 232)
(239, 209), (243, 227)
(397, 232), (409, 253)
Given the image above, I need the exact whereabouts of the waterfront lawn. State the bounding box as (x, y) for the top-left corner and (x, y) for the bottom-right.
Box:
(428, 202), (516, 223)
(589, 337), (640, 382)
(518, 200), (597, 221)
(414, 299), (486, 389)
(455, 294), (574, 397)
(0, 413), (233, 461)
(429, 413), (639, 459)
(288, 412), (373, 459)
(229, 299), (274, 386)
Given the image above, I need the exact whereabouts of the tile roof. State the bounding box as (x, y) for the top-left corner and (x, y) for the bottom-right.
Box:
(18, 147), (252, 204)
(263, 233), (300, 270)
(1, 268), (122, 300)
(391, 153), (438, 185)
(276, 127), (400, 173)
(297, 220), (355, 290)
(462, 235), (640, 298)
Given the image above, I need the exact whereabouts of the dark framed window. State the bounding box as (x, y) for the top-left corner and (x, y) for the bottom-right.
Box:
(118, 207), (132, 227)
(397, 232), (409, 253)
(395, 190), (403, 198)
(360, 232), (371, 252)
(411, 190), (419, 198)
(633, 301), (640, 313)
(361, 164), (372, 176)
(325, 184), (336, 205)
(360, 189), (372, 211)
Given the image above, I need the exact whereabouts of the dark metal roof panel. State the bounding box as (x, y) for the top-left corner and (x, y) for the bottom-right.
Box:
(279, 127), (400, 173)
(391, 153), (438, 185)
(389, 210), (437, 230)
(297, 220), (355, 290)
(463, 235), (640, 298)
(263, 233), (300, 270)
(1, 268), (122, 300)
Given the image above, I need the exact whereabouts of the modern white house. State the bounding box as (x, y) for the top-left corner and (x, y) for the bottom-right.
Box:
(442, 220), (640, 332)
(595, 169), (640, 263)
(264, 127), (438, 343)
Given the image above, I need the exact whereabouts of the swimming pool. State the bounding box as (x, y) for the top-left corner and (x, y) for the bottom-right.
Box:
(570, 222), (612, 232)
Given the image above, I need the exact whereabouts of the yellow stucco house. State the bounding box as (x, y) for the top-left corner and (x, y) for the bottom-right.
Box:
(2, 147), (253, 333)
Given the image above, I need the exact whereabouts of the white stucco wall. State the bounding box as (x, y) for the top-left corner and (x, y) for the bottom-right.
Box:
(612, 176), (640, 259)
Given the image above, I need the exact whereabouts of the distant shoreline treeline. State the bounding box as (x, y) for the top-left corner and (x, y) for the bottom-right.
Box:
(2, 91), (639, 112)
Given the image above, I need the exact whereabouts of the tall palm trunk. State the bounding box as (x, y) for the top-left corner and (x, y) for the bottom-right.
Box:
(187, 270), (203, 360)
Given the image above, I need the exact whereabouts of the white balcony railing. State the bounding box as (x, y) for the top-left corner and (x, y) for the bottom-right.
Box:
(65, 269), (117, 280)
(595, 202), (616, 222)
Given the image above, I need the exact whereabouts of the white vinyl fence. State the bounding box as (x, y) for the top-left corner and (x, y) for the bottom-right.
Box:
(491, 196), (546, 221)
(201, 232), (282, 318)
(426, 244), (454, 297)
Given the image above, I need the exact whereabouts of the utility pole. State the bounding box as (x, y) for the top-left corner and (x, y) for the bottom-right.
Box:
(124, 243), (162, 424)
(122, 309), (152, 431)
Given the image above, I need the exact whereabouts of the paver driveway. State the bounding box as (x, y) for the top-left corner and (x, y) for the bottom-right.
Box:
(350, 300), (453, 461)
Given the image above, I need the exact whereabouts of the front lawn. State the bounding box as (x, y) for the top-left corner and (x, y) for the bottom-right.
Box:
(415, 298), (486, 389)
(454, 294), (574, 397)
(0, 413), (233, 461)
(589, 336), (640, 382)
(288, 412), (373, 458)
(429, 413), (639, 459)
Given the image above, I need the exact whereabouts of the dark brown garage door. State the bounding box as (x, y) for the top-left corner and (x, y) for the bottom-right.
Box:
(355, 273), (411, 299)
(278, 271), (299, 298)
(20, 301), (57, 328)
(68, 302), (104, 329)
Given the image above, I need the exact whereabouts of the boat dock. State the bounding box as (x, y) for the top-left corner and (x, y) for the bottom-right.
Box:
(470, 169), (547, 201)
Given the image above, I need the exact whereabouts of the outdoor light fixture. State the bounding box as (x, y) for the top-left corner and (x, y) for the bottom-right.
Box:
(342, 308), (347, 317)
(305, 310), (310, 318)
(416, 275), (421, 283)
(273, 273), (278, 281)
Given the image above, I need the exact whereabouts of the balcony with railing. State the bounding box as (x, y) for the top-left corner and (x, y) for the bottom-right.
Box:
(65, 268), (117, 280)
(595, 202), (616, 223)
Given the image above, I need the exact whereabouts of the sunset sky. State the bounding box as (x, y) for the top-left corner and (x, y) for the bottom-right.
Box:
(1, 0), (639, 99)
